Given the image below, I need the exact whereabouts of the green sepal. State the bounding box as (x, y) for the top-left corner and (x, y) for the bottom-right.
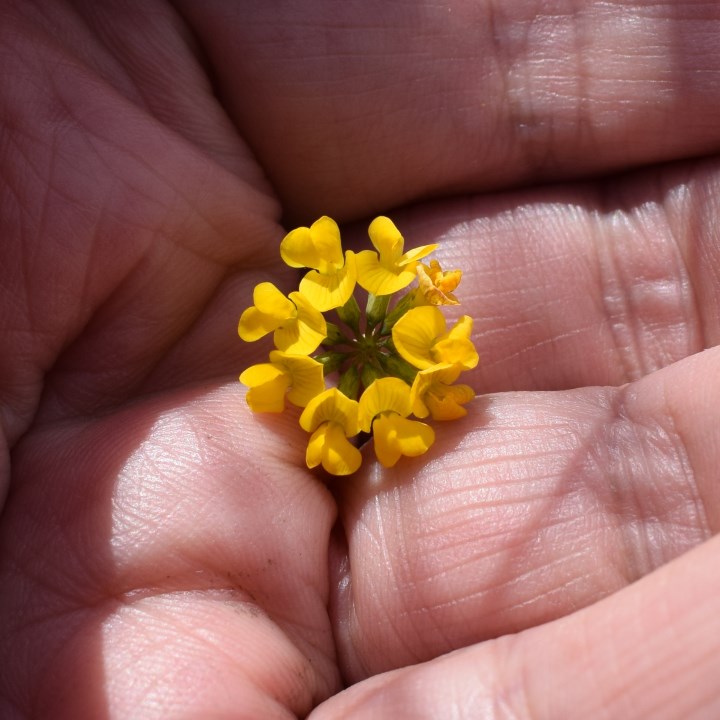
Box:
(366, 293), (391, 331)
(360, 362), (384, 391)
(338, 364), (360, 400)
(380, 351), (418, 384)
(336, 294), (361, 334)
(381, 289), (419, 334)
(322, 322), (351, 348)
(313, 351), (347, 376)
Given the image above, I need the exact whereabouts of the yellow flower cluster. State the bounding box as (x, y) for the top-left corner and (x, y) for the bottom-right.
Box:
(238, 216), (478, 476)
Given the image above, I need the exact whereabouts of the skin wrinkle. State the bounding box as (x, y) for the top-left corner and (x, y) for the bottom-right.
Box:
(520, 4), (589, 175)
(587, 384), (710, 577)
(577, 180), (705, 380)
(379, 490), (425, 636)
(72, 111), (256, 257)
(649, 369), (715, 532)
(4, 519), (333, 716)
(680, 170), (720, 348)
(409, 532), (588, 600)
(39, 212), (237, 419)
(135, 604), (287, 694)
(97, 597), (319, 717)
(78, 5), (195, 111)
(9, 0), (146, 109)
(433, 523), (612, 615)
(351, 582), (416, 681)
(368, 490), (432, 655)
(593, 215), (648, 380)
(626, 205), (696, 366)
(598, 171), (705, 354)
(422, 489), (565, 521)
(625, 435), (685, 569)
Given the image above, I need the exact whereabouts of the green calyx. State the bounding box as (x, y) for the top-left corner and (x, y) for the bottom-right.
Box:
(319, 290), (416, 399)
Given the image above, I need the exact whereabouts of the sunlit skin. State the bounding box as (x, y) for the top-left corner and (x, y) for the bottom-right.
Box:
(3, 2), (720, 719)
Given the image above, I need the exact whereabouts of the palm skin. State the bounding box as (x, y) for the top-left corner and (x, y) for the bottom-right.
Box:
(2, 1), (720, 718)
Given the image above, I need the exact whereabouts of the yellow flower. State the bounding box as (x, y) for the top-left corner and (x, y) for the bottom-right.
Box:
(240, 351), (326, 413)
(238, 282), (327, 355)
(280, 216), (357, 311)
(410, 363), (475, 420)
(299, 388), (361, 475)
(358, 378), (435, 468)
(392, 306), (478, 370)
(356, 216), (437, 296)
(416, 260), (462, 305)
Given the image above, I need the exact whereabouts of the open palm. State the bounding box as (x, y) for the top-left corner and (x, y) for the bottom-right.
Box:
(2, 2), (720, 718)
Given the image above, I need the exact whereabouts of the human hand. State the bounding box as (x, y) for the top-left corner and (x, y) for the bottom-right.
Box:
(2, 1), (720, 718)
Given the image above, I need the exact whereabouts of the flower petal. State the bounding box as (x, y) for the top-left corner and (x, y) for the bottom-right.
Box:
(409, 363), (463, 417)
(306, 422), (362, 475)
(398, 243), (438, 266)
(432, 316), (478, 368)
(238, 306), (281, 342)
(280, 226), (319, 269)
(299, 387), (360, 436)
(281, 216), (344, 271)
(310, 216), (344, 269)
(372, 413), (435, 467)
(299, 251), (357, 311)
(253, 282), (296, 319)
(358, 377), (412, 432)
(416, 261), (461, 305)
(431, 260), (462, 293)
(239, 363), (290, 413)
(425, 383), (475, 420)
(392, 415), (435, 457)
(356, 250), (418, 296)
(306, 423), (326, 469)
(448, 315), (474, 341)
(269, 350), (325, 407)
(431, 336), (479, 369)
(273, 320), (323, 355)
(368, 216), (404, 263)
(371, 414), (402, 468)
(274, 291), (327, 354)
(392, 306), (447, 369)
(321, 422), (363, 475)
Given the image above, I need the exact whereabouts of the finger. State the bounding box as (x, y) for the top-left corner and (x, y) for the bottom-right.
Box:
(0, 385), (339, 718)
(312, 533), (720, 720)
(329, 344), (720, 682)
(180, 154), (720, 417)
(0, 0), (279, 446)
(396, 157), (720, 393)
(179, 0), (720, 219)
